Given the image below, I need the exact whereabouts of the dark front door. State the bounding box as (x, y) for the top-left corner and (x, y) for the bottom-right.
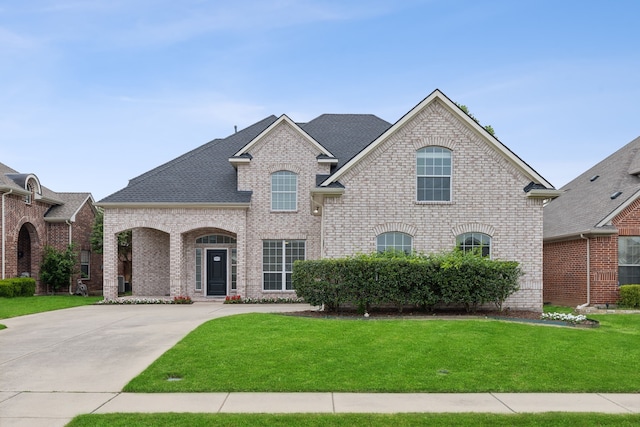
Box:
(206, 249), (227, 296)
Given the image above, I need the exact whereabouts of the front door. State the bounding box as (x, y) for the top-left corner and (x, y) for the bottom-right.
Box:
(206, 249), (227, 296)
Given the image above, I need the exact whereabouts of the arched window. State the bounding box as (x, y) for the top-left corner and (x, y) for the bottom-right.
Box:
(376, 232), (413, 254)
(271, 171), (298, 211)
(417, 147), (451, 201)
(456, 232), (491, 257)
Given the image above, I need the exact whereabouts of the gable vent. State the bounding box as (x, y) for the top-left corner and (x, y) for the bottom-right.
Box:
(590, 175), (599, 182)
(611, 191), (622, 200)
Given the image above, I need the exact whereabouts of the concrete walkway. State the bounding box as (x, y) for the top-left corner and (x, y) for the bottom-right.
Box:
(1, 303), (639, 427)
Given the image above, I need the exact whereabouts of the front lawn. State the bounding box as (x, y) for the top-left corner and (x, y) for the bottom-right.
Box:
(125, 313), (640, 393)
(0, 295), (103, 320)
(67, 413), (640, 427)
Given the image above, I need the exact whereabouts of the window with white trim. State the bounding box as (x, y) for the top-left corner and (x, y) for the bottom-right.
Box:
(456, 232), (491, 257)
(263, 240), (305, 290)
(195, 248), (202, 290)
(417, 147), (451, 201)
(619, 236), (640, 285)
(271, 171), (298, 211)
(376, 232), (413, 254)
(80, 250), (90, 278)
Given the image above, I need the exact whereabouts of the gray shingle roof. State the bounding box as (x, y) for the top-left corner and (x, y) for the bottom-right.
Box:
(45, 193), (94, 222)
(99, 113), (392, 204)
(299, 114), (391, 170)
(544, 136), (640, 240)
(1, 161), (64, 204)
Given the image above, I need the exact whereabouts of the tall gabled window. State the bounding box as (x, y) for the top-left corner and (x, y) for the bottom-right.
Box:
(80, 250), (91, 278)
(457, 232), (491, 257)
(377, 232), (413, 254)
(417, 147), (451, 201)
(271, 171), (298, 211)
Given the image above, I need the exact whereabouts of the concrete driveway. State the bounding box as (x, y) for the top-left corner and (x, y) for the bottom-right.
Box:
(0, 302), (312, 426)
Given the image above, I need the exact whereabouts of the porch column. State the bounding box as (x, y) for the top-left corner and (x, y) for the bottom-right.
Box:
(102, 225), (118, 300)
(169, 232), (184, 297)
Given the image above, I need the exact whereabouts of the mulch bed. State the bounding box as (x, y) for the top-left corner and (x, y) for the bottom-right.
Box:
(285, 307), (600, 327)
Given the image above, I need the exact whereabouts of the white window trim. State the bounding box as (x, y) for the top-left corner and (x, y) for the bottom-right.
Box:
(271, 171), (298, 212)
(416, 147), (452, 202)
(262, 240), (305, 291)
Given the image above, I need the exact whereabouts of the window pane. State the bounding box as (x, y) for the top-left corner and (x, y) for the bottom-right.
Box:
(377, 232), (412, 254)
(263, 239), (305, 290)
(417, 147), (451, 201)
(457, 233), (491, 257)
(195, 248), (202, 290)
(271, 171), (297, 211)
(619, 236), (640, 265)
(263, 273), (282, 290)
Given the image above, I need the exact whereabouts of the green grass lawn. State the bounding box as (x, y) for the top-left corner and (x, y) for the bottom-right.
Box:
(0, 295), (103, 321)
(66, 412), (640, 426)
(124, 312), (640, 393)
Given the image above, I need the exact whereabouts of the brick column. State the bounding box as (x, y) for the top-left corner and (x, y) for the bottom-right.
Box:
(169, 232), (184, 297)
(102, 225), (118, 300)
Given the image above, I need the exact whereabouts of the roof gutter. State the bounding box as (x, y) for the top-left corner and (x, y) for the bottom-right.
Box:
(543, 228), (618, 243)
(95, 202), (252, 209)
(2, 189), (14, 279)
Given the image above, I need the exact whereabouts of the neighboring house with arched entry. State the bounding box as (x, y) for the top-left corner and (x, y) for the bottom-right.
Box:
(98, 89), (560, 310)
(0, 162), (102, 294)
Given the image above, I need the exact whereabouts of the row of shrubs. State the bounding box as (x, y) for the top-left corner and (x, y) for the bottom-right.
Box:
(0, 278), (36, 298)
(292, 250), (522, 313)
(619, 285), (640, 308)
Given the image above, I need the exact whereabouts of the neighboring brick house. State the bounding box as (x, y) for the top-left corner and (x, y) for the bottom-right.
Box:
(98, 89), (559, 310)
(544, 136), (640, 307)
(0, 162), (102, 295)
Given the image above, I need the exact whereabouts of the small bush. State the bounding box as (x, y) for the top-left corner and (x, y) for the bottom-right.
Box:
(173, 295), (193, 304)
(0, 282), (14, 298)
(223, 295), (242, 304)
(0, 278), (36, 298)
(619, 285), (640, 308)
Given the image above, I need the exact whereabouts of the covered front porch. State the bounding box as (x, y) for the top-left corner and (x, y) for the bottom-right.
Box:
(101, 207), (247, 300)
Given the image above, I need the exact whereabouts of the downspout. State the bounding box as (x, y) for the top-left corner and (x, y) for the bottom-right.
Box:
(577, 233), (591, 309)
(1, 189), (14, 279)
(66, 220), (73, 294)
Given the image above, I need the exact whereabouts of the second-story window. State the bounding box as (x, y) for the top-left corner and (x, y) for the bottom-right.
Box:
(271, 171), (298, 211)
(417, 146), (452, 202)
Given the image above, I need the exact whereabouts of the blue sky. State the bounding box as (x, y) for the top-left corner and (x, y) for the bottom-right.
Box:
(2, 0), (639, 201)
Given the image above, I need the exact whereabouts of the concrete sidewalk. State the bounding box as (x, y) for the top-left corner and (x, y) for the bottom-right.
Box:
(1, 303), (639, 426)
(1, 391), (639, 426)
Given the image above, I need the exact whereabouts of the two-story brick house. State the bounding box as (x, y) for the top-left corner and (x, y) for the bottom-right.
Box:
(98, 89), (559, 310)
(1, 162), (102, 294)
(544, 136), (640, 307)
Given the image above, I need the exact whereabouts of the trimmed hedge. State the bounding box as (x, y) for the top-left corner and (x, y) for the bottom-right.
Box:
(0, 278), (36, 298)
(619, 285), (640, 308)
(292, 250), (522, 313)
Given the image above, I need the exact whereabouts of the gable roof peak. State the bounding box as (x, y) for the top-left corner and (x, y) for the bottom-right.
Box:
(320, 89), (553, 189)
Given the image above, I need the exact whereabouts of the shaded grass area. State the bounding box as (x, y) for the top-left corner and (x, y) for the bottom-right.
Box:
(125, 313), (640, 393)
(0, 295), (102, 320)
(66, 413), (640, 427)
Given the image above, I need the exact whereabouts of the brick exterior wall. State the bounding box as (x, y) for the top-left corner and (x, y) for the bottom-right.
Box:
(543, 193), (640, 307)
(1, 191), (101, 294)
(2, 193), (47, 285)
(102, 100), (547, 311)
(543, 239), (588, 306)
(323, 100), (545, 311)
